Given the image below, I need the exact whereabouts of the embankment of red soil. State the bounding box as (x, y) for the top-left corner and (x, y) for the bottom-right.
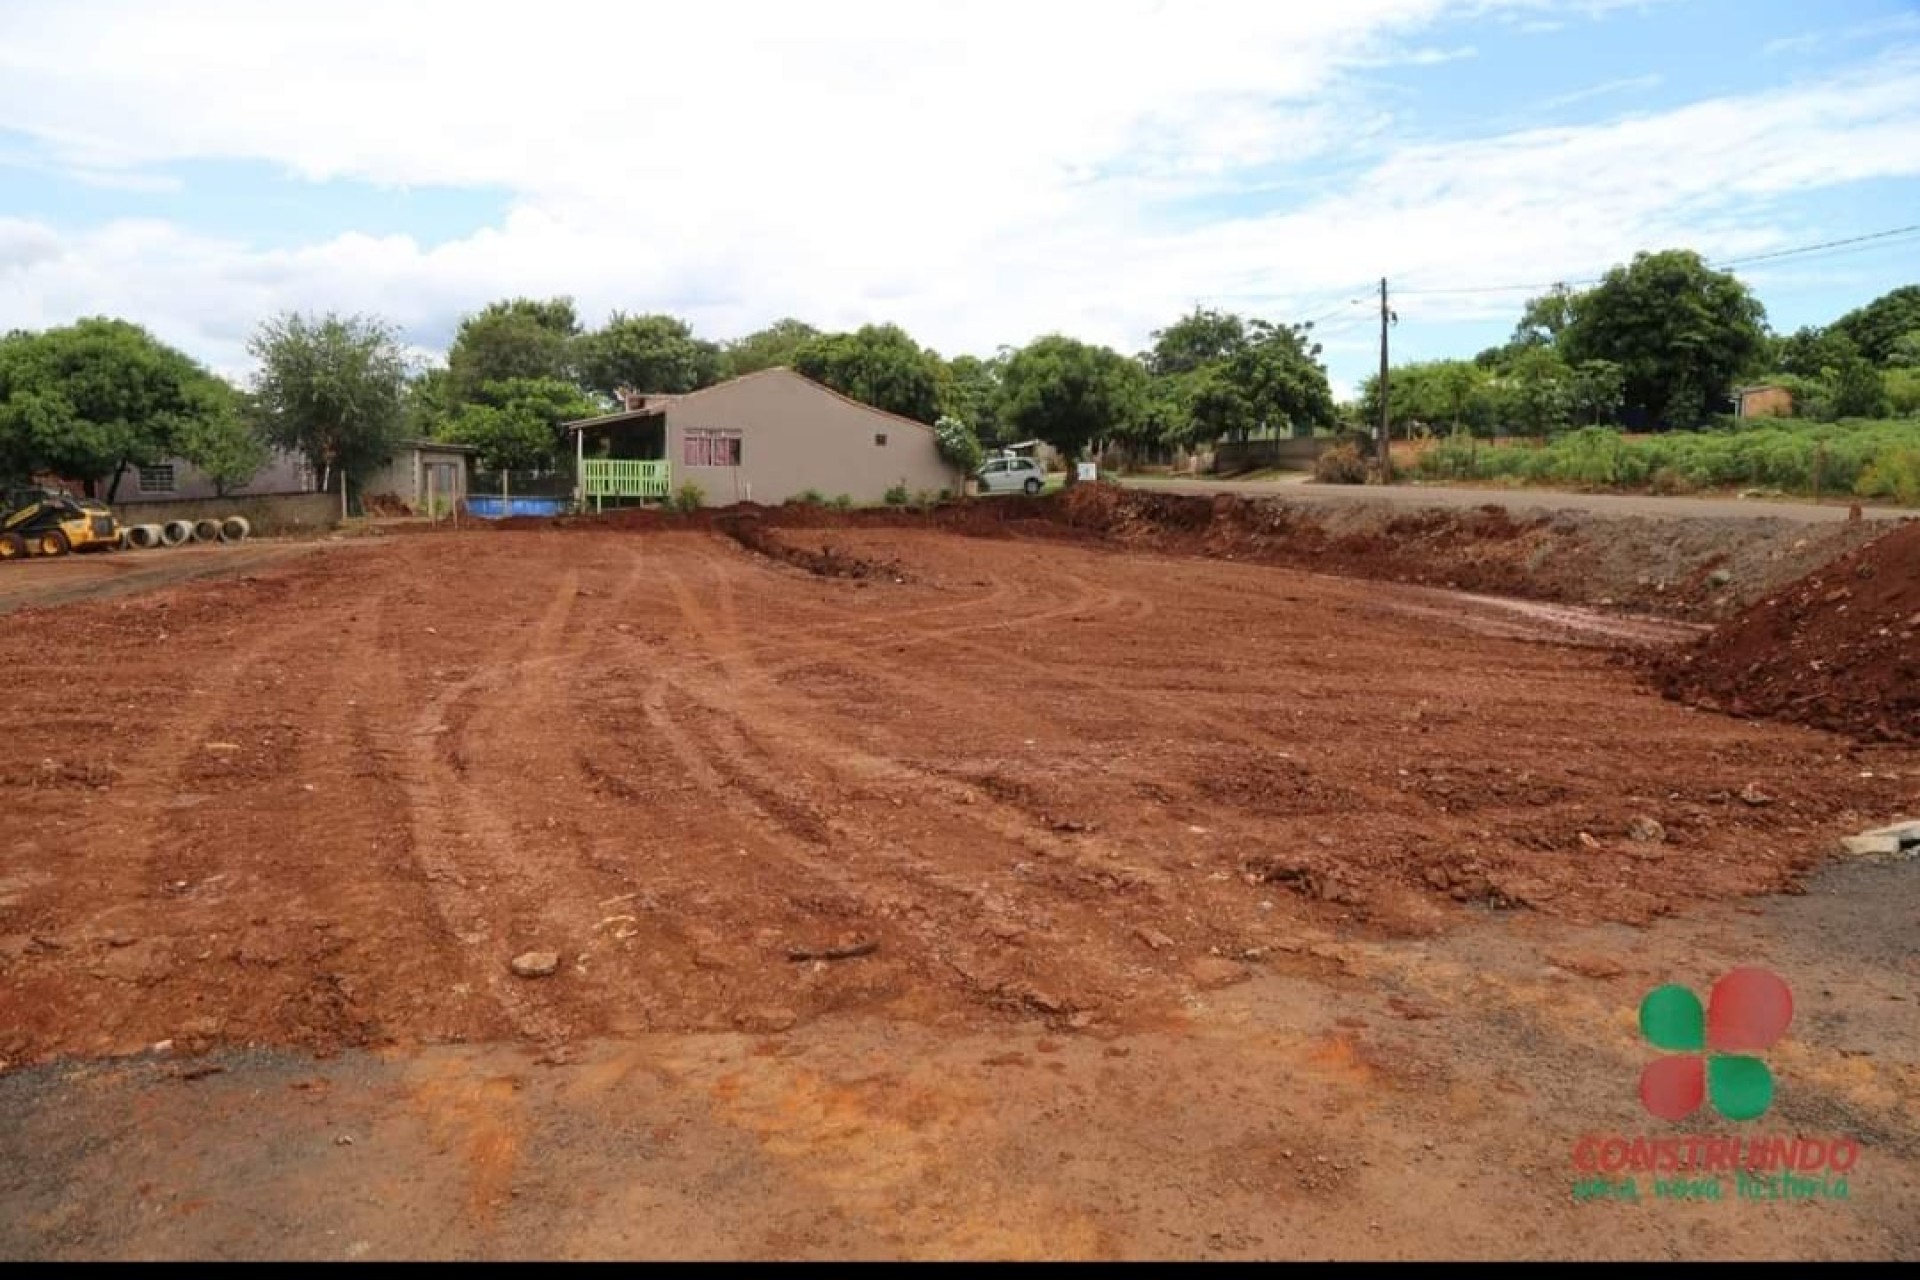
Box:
(1656, 520), (1920, 743)
(501, 485), (1886, 620)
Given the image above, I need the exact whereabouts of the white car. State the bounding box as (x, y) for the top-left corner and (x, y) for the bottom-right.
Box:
(977, 456), (1047, 495)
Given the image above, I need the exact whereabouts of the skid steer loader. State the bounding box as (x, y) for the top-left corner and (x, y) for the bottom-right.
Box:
(0, 488), (125, 561)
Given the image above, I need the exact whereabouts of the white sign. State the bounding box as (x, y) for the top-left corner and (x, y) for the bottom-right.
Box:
(1076, 462), (1099, 484)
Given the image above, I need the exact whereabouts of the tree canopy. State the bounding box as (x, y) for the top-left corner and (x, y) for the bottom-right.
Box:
(578, 312), (723, 401)
(999, 335), (1147, 461)
(1831, 285), (1920, 366)
(723, 318), (821, 378)
(249, 312), (411, 490)
(173, 380), (269, 497)
(1140, 311), (1334, 448)
(1556, 250), (1768, 428)
(440, 376), (600, 471)
(446, 297), (581, 402)
(0, 317), (222, 496)
(793, 324), (944, 424)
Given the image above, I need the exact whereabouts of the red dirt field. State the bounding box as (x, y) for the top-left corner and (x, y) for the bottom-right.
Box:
(1659, 520), (1920, 743)
(2, 524), (1910, 1061)
(2, 519), (1917, 1260)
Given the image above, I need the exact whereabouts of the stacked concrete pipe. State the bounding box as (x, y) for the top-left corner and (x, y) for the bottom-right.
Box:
(159, 521), (194, 547)
(192, 518), (224, 544)
(126, 524), (165, 549)
(220, 516), (251, 543)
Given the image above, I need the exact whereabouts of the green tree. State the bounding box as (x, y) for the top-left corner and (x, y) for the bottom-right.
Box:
(723, 318), (821, 377)
(1557, 250), (1768, 428)
(1145, 307), (1248, 376)
(1569, 359), (1626, 426)
(0, 317), (217, 497)
(1511, 283), (1580, 349)
(1772, 326), (1862, 379)
(1500, 348), (1573, 437)
(1830, 354), (1891, 419)
(1142, 310), (1332, 447)
(1831, 285), (1920, 365)
(404, 366), (459, 438)
(578, 312), (723, 401)
(793, 324), (943, 423)
(1434, 360), (1488, 433)
(999, 335), (1147, 464)
(174, 382), (269, 497)
(939, 353), (1008, 444)
(447, 297), (581, 401)
(249, 312), (411, 494)
(440, 376), (600, 470)
(1885, 330), (1920, 369)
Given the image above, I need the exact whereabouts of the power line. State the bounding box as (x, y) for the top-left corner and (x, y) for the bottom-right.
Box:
(1711, 223), (1920, 269)
(1391, 222), (1920, 299)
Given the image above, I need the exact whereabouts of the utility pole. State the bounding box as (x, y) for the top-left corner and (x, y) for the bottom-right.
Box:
(1377, 277), (1393, 481)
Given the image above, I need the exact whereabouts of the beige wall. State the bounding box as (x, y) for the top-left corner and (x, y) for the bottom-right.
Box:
(667, 369), (958, 507)
(362, 446), (474, 508)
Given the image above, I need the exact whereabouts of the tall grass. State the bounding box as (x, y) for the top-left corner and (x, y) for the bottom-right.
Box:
(1413, 420), (1920, 505)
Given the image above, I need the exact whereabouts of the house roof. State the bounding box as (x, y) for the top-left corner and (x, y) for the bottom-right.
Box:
(564, 368), (938, 439)
(404, 438), (482, 454)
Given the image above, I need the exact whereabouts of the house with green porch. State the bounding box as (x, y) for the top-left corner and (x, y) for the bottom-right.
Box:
(566, 369), (956, 509)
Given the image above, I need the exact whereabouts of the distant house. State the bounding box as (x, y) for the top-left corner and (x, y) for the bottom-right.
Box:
(109, 449), (314, 503)
(362, 440), (480, 513)
(1733, 385), (1794, 420)
(1004, 439), (1062, 471)
(564, 368), (957, 508)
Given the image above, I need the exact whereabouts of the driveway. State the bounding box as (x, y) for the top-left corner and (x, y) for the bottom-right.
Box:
(1120, 474), (1910, 524)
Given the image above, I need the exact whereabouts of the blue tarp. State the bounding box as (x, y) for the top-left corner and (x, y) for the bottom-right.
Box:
(466, 496), (568, 519)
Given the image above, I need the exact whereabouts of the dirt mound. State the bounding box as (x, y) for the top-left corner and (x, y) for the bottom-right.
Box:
(1657, 520), (1920, 742)
(1046, 486), (1877, 619)
(717, 512), (913, 581)
(492, 484), (1876, 620)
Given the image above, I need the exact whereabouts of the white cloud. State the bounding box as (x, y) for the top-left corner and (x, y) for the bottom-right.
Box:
(0, 1), (1915, 386)
(1537, 73), (1664, 111)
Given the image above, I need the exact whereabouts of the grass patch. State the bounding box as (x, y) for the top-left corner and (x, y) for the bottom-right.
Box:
(1411, 419), (1920, 506)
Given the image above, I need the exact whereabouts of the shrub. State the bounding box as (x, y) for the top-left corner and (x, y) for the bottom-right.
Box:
(913, 489), (938, 510)
(790, 489), (826, 507)
(883, 483), (910, 507)
(1857, 448), (1920, 506)
(830, 494), (854, 512)
(934, 416), (985, 473)
(1313, 442), (1371, 485)
(671, 482), (705, 515)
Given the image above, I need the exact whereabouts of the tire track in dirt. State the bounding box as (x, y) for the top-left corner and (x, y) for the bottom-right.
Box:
(2, 562), (444, 1058)
(374, 563), (595, 1043)
(637, 546), (1202, 1019)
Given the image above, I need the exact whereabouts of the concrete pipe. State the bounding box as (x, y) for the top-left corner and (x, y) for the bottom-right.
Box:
(220, 516), (252, 543)
(160, 520), (194, 548)
(127, 524), (164, 550)
(192, 518), (224, 544)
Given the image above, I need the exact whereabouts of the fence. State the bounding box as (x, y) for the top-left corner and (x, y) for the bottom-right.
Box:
(582, 459), (672, 501)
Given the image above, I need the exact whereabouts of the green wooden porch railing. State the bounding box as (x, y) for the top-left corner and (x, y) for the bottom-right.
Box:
(582, 459), (672, 499)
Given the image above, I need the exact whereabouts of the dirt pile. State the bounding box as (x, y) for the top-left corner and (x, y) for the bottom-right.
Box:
(500, 484), (1876, 619)
(1657, 520), (1920, 742)
(716, 512), (913, 580)
(1048, 486), (1880, 619)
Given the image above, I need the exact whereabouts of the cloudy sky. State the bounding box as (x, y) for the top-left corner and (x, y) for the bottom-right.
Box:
(2, 0), (1918, 394)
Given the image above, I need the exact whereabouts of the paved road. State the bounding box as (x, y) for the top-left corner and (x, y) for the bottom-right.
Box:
(1120, 473), (1911, 524)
